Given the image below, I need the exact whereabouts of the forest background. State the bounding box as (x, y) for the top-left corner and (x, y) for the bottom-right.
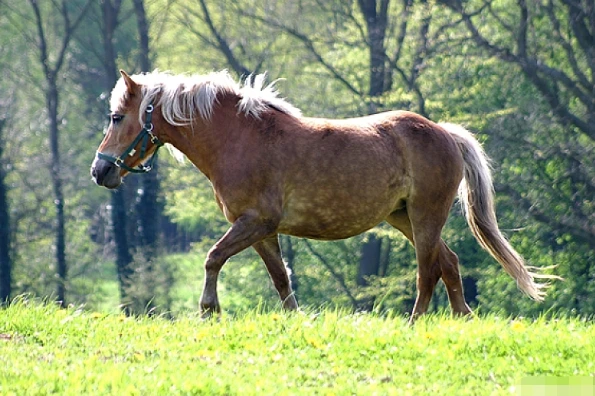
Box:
(0, 0), (593, 317)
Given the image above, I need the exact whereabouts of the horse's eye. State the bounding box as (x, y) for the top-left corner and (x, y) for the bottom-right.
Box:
(111, 114), (124, 124)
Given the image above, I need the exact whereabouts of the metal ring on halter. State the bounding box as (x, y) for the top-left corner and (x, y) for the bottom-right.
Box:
(146, 104), (154, 113)
(145, 123), (154, 132)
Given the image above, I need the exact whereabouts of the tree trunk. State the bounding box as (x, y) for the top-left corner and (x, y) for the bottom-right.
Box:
(133, 0), (161, 312)
(101, 0), (136, 314)
(462, 276), (477, 306)
(0, 118), (11, 303)
(133, 0), (151, 71)
(47, 80), (67, 306)
(357, 234), (382, 310)
(358, 0), (389, 112)
(358, 234), (382, 286)
(29, 0), (92, 308)
(111, 188), (134, 313)
(133, 0), (159, 257)
(356, 0), (391, 299)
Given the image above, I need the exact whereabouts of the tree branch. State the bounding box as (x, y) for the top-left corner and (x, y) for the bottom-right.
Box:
(560, 0), (595, 77)
(439, 0), (595, 140)
(545, 0), (591, 91)
(174, 7), (219, 50)
(53, 0), (93, 76)
(29, 0), (50, 78)
(389, 0), (412, 69)
(196, 0), (252, 77)
(409, 4), (431, 89)
(496, 183), (595, 246)
(240, 9), (363, 97)
(516, 0), (527, 58)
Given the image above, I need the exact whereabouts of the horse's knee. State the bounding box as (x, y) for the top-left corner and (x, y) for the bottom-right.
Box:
(439, 247), (461, 282)
(205, 249), (225, 272)
(417, 260), (442, 283)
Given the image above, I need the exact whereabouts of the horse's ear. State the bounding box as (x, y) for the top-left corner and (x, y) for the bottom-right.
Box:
(120, 70), (138, 96)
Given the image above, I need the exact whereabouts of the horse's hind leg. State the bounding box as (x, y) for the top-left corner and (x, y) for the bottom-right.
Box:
(386, 209), (442, 323)
(439, 241), (472, 316)
(387, 207), (472, 322)
(252, 235), (299, 311)
(409, 237), (442, 323)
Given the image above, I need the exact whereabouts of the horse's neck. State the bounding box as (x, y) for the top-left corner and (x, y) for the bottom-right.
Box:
(173, 103), (243, 178)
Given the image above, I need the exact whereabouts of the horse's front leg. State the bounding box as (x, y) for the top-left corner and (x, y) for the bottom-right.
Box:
(200, 213), (276, 317)
(253, 235), (299, 311)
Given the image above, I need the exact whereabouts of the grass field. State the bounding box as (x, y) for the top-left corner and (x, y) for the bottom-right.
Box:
(1, 299), (594, 395)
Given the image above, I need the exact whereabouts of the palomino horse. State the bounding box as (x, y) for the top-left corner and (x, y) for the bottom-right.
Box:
(91, 70), (550, 321)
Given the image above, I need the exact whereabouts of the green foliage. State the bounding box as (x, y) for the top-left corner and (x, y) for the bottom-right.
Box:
(1, 300), (595, 394)
(161, 161), (228, 238)
(119, 250), (178, 316)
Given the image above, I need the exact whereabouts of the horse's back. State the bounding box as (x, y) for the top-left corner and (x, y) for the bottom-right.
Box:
(288, 110), (463, 188)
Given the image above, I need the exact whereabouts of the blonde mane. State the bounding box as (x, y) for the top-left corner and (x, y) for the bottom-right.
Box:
(110, 70), (302, 128)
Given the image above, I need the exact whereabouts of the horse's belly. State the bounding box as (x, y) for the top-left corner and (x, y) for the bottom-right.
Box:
(276, 147), (409, 239)
(277, 195), (398, 240)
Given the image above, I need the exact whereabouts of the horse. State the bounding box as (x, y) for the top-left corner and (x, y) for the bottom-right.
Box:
(91, 70), (551, 322)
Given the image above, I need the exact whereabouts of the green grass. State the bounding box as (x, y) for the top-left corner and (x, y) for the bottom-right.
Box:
(1, 299), (594, 395)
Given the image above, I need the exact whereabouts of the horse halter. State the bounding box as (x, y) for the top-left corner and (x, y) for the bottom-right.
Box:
(96, 103), (164, 173)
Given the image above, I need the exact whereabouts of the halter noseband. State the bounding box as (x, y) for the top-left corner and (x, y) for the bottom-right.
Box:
(96, 103), (164, 174)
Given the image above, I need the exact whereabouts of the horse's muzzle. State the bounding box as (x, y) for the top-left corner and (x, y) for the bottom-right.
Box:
(91, 157), (122, 189)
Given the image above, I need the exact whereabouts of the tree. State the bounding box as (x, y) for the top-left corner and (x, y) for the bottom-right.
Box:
(133, 0), (164, 313)
(0, 5), (14, 302)
(438, 0), (595, 246)
(99, 0), (139, 313)
(430, 0), (594, 313)
(28, 0), (92, 306)
(171, 0), (264, 77)
(0, 109), (11, 303)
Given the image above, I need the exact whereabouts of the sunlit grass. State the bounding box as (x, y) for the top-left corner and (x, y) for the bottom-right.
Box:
(1, 299), (594, 395)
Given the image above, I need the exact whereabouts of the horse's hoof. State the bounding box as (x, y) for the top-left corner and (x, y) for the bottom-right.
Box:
(456, 311), (475, 322)
(407, 312), (422, 326)
(200, 304), (221, 320)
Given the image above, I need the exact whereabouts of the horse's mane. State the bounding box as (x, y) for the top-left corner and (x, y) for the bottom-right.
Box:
(110, 70), (302, 127)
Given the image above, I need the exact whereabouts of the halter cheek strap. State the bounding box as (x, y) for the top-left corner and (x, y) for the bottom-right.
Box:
(96, 103), (164, 174)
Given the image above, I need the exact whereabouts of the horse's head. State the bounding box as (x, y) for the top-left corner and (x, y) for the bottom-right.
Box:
(91, 70), (163, 189)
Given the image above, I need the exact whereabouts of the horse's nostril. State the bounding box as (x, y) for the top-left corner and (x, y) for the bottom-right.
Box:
(91, 163), (104, 185)
(91, 165), (101, 182)
(90, 159), (122, 188)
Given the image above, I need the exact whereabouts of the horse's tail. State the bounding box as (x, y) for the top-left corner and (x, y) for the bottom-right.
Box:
(439, 122), (555, 301)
